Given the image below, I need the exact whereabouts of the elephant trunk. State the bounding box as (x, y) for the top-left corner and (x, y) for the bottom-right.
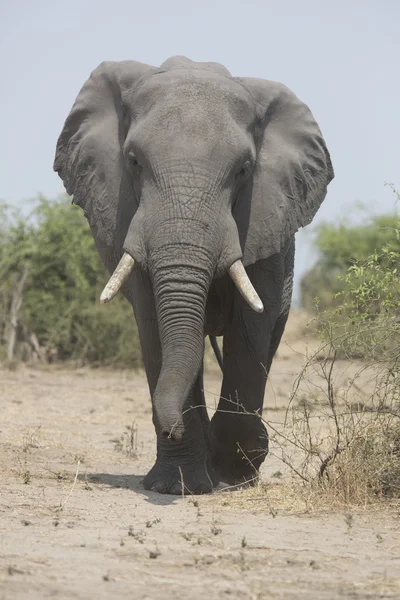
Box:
(151, 246), (213, 441)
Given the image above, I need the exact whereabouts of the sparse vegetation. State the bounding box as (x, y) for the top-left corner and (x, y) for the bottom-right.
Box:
(275, 341), (400, 506)
(273, 191), (399, 506)
(271, 200), (399, 506)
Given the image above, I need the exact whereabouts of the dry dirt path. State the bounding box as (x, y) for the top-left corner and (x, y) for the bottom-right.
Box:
(1, 319), (400, 599)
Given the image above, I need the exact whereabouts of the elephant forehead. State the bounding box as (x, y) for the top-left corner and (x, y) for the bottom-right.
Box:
(125, 70), (256, 124)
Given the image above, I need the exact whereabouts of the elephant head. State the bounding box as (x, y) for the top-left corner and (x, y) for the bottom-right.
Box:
(54, 56), (333, 439)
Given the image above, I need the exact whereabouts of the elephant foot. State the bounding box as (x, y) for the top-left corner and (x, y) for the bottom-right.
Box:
(142, 457), (217, 495)
(212, 454), (261, 487)
(210, 418), (269, 486)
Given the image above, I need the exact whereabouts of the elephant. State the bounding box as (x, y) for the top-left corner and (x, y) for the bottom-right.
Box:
(54, 56), (333, 495)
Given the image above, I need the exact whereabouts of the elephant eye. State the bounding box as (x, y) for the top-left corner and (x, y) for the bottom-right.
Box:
(127, 151), (139, 167)
(236, 159), (252, 180)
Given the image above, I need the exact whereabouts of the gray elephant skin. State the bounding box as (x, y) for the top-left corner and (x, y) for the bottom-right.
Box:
(54, 56), (333, 495)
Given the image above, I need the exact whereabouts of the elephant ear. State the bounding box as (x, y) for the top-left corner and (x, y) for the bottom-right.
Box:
(233, 78), (334, 265)
(54, 60), (155, 269)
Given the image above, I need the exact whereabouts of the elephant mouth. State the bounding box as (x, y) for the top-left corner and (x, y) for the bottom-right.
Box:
(100, 251), (264, 313)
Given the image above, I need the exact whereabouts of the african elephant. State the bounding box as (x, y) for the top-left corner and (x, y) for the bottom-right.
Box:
(54, 56), (333, 494)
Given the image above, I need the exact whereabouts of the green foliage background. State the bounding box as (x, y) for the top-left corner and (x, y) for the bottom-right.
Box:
(301, 188), (400, 364)
(301, 213), (400, 313)
(0, 196), (142, 366)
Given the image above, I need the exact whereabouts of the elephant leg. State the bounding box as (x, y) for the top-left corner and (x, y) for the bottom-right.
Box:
(264, 240), (295, 375)
(265, 310), (290, 375)
(143, 370), (218, 494)
(129, 271), (216, 494)
(210, 256), (286, 485)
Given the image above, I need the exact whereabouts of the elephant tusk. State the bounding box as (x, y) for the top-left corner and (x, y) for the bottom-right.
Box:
(100, 252), (135, 304)
(228, 260), (264, 313)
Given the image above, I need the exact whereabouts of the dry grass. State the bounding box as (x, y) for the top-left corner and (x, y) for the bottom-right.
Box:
(208, 479), (400, 515)
(320, 419), (400, 504)
(263, 340), (400, 510)
(209, 480), (313, 514)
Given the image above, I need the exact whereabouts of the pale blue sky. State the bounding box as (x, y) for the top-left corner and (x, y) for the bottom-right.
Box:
(1, 0), (399, 299)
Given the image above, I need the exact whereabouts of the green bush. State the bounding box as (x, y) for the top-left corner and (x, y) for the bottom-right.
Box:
(301, 212), (400, 312)
(330, 234), (400, 362)
(0, 196), (142, 367)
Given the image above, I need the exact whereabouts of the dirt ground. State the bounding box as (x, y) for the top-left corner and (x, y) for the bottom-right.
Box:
(1, 313), (400, 599)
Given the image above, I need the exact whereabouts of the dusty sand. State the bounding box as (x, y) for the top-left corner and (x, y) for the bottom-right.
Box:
(1, 313), (400, 599)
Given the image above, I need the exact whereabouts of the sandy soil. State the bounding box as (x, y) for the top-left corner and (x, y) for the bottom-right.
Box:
(1, 313), (400, 599)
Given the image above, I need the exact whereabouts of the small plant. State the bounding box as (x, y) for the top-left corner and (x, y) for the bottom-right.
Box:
(126, 421), (139, 457)
(210, 521), (222, 536)
(145, 518), (161, 528)
(344, 513), (353, 533)
(22, 426), (41, 453)
(110, 437), (124, 452)
(22, 471), (31, 485)
(111, 421), (139, 457)
(128, 526), (145, 543)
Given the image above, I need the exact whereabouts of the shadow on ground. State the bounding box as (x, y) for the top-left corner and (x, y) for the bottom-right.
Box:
(78, 472), (180, 505)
